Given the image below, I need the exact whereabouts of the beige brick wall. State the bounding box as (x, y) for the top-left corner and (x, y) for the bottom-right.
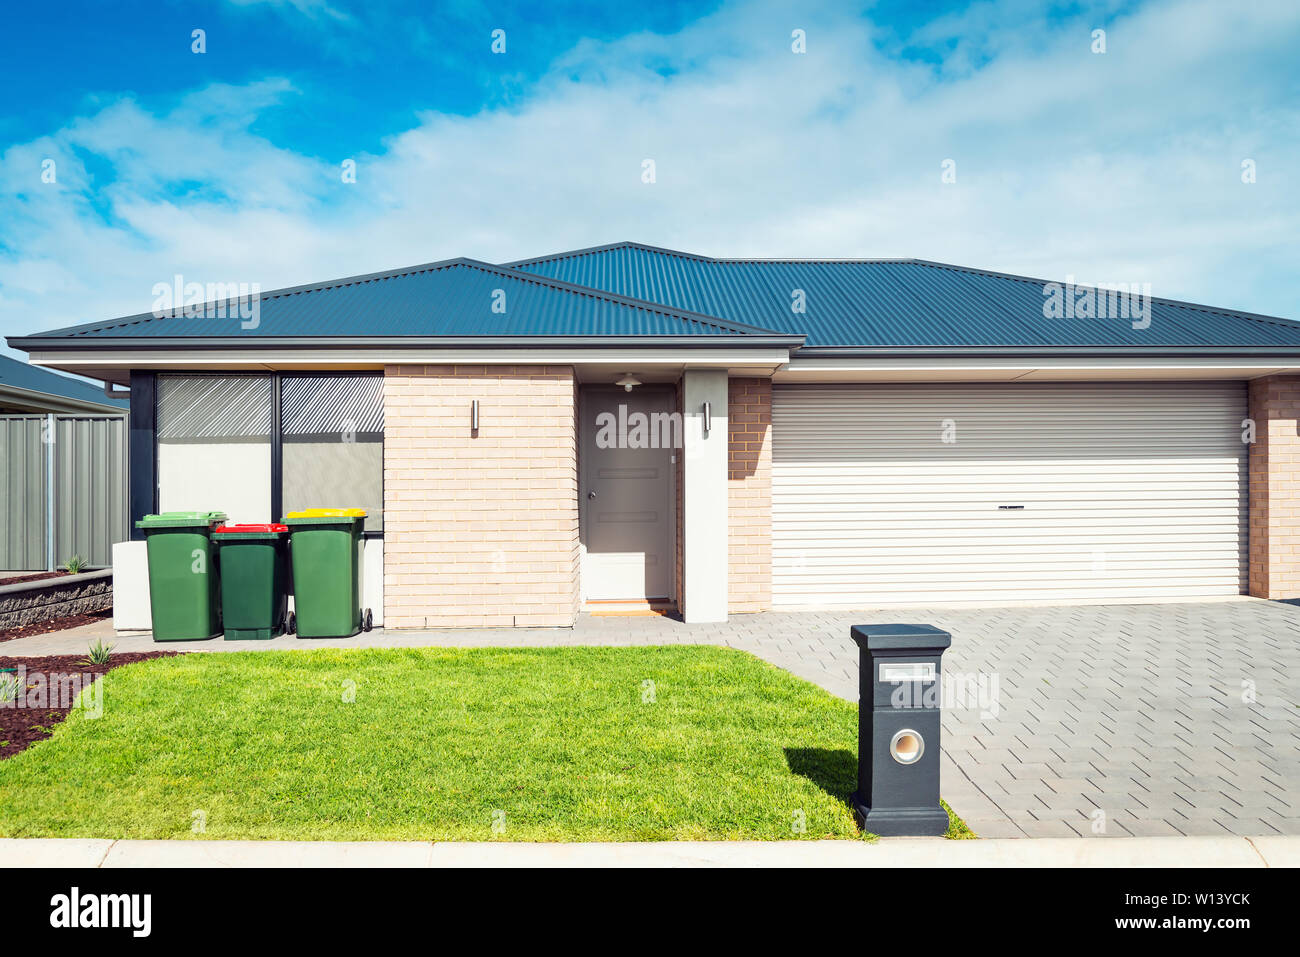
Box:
(727, 377), (772, 613)
(674, 378), (685, 612)
(1249, 375), (1300, 599)
(383, 365), (580, 628)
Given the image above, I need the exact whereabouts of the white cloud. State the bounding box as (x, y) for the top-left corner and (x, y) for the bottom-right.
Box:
(224, 0), (351, 24)
(2, 0), (1298, 349)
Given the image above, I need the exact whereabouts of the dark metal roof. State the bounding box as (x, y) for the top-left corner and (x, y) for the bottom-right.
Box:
(508, 242), (1300, 349)
(0, 355), (128, 409)
(12, 257), (786, 344)
(10, 243), (1298, 355)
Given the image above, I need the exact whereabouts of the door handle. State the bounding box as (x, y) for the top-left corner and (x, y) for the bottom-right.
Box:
(588, 491), (597, 500)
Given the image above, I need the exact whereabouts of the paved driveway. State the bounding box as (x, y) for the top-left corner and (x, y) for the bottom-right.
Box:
(689, 600), (1299, 838)
(7, 599), (1298, 839)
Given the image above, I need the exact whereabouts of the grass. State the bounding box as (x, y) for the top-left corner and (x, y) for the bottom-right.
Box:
(0, 646), (972, 842)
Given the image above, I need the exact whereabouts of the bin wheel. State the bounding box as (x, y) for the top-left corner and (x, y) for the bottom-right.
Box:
(288, 612), (297, 635)
(363, 608), (373, 633)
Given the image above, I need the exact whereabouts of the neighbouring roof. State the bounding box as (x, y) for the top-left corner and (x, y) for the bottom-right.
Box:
(0, 354), (128, 411)
(13, 257), (787, 344)
(508, 242), (1300, 350)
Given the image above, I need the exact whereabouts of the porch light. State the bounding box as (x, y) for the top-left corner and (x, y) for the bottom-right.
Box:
(616, 373), (641, 392)
(701, 400), (711, 436)
(471, 399), (479, 432)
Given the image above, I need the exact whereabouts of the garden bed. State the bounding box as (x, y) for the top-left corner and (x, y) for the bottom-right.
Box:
(0, 569), (112, 632)
(0, 652), (177, 760)
(0, 571), (71, 586)
(0, 610), (113, 644)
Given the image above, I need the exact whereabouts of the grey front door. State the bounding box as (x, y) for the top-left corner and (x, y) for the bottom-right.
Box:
(579, 387), (675, 601)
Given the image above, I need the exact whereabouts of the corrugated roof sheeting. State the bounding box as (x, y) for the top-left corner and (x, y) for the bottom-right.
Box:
(514, 244), (1300, 348)
(18, 242), (1300, 349)
(0, 355), (128, 407)
(42, 260), (755, 340)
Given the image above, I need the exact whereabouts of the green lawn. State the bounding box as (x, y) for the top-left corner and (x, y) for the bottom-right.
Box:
(0, 646), (971, 842)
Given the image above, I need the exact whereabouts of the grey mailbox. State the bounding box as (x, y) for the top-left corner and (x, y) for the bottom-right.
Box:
(850, 623), (951, 836)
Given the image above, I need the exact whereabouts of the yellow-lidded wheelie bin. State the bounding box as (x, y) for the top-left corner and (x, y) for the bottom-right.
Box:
(283, 508), (372, 638)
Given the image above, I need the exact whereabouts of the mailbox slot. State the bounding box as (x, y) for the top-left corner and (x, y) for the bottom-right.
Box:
(879, 661), (935, 682)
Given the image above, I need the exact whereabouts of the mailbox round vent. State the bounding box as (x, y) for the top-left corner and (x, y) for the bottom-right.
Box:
(890, 729), (924, 765)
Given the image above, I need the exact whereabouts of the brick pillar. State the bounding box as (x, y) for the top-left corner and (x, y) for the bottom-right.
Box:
(727, 377), (772, 613)
(382, 365), (580, 628)
(1249, 375), (1300, 599)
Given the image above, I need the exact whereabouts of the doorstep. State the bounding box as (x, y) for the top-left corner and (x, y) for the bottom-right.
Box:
(584, 599), (677, 618)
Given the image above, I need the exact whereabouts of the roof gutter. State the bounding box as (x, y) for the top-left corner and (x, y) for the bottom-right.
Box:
(8, 334), (806, 352)
(792, 345), (1300, 359)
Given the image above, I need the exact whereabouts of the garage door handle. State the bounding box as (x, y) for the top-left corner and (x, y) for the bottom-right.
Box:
(998, 505), (1025, 510)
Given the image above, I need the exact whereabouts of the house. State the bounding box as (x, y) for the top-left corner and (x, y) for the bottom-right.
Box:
(8, 242), (1300, 625)
(0, 354), (128, 415)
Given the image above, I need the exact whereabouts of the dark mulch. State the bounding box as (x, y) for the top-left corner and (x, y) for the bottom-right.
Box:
(0, 610), (113, 644)
(0, 571), (72, 587)
(0, 652), (177, 760)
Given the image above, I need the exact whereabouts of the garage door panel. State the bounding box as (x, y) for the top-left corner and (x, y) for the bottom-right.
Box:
(776, 540), (1242, 556)
(775, 507), (1243, 520)
(771, 382), (1248, 607)
(775, 584), (1242, 604)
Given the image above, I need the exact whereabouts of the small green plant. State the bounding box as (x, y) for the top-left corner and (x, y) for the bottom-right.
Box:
(0, 672), (21, 705)
(61, 555), (87, 575)
(83, 639), (114, 666)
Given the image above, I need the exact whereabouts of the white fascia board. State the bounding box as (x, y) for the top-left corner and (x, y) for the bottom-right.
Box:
(28, 347), (791, 374)
(777, 356), (1300, 383)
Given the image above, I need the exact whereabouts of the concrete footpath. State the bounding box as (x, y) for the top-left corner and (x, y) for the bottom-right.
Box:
(0, 836), (1294, 868)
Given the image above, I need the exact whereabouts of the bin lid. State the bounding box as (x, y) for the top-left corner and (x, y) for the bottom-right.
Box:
(286, 508), (367, 518)
(136, 510), (228, 528)
(213, 523), (288, 535)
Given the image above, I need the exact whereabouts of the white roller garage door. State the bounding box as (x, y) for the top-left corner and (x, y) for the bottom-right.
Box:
(771, 382), (1247, 606)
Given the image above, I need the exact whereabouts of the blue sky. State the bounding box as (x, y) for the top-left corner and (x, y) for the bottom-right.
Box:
(1, 0), (1297, 354)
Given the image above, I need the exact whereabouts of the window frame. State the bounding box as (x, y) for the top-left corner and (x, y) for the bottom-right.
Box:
(153, 371), (385, 537)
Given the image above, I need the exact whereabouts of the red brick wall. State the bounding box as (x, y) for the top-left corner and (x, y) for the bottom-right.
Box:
(1249, 375), (1300, 599)
(383, 365), (579, 627)
(727, 377), (772, 613)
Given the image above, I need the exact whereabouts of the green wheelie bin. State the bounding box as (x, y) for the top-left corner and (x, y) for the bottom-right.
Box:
(213, 523), (291, 640)
(284, 508), (373, 638)
(136, 511), (227, 641)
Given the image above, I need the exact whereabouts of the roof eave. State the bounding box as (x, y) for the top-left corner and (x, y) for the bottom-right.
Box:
(0, 382), (127, 414)
(792, 345), (1300, 358)
(8, 334), (806, 351)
